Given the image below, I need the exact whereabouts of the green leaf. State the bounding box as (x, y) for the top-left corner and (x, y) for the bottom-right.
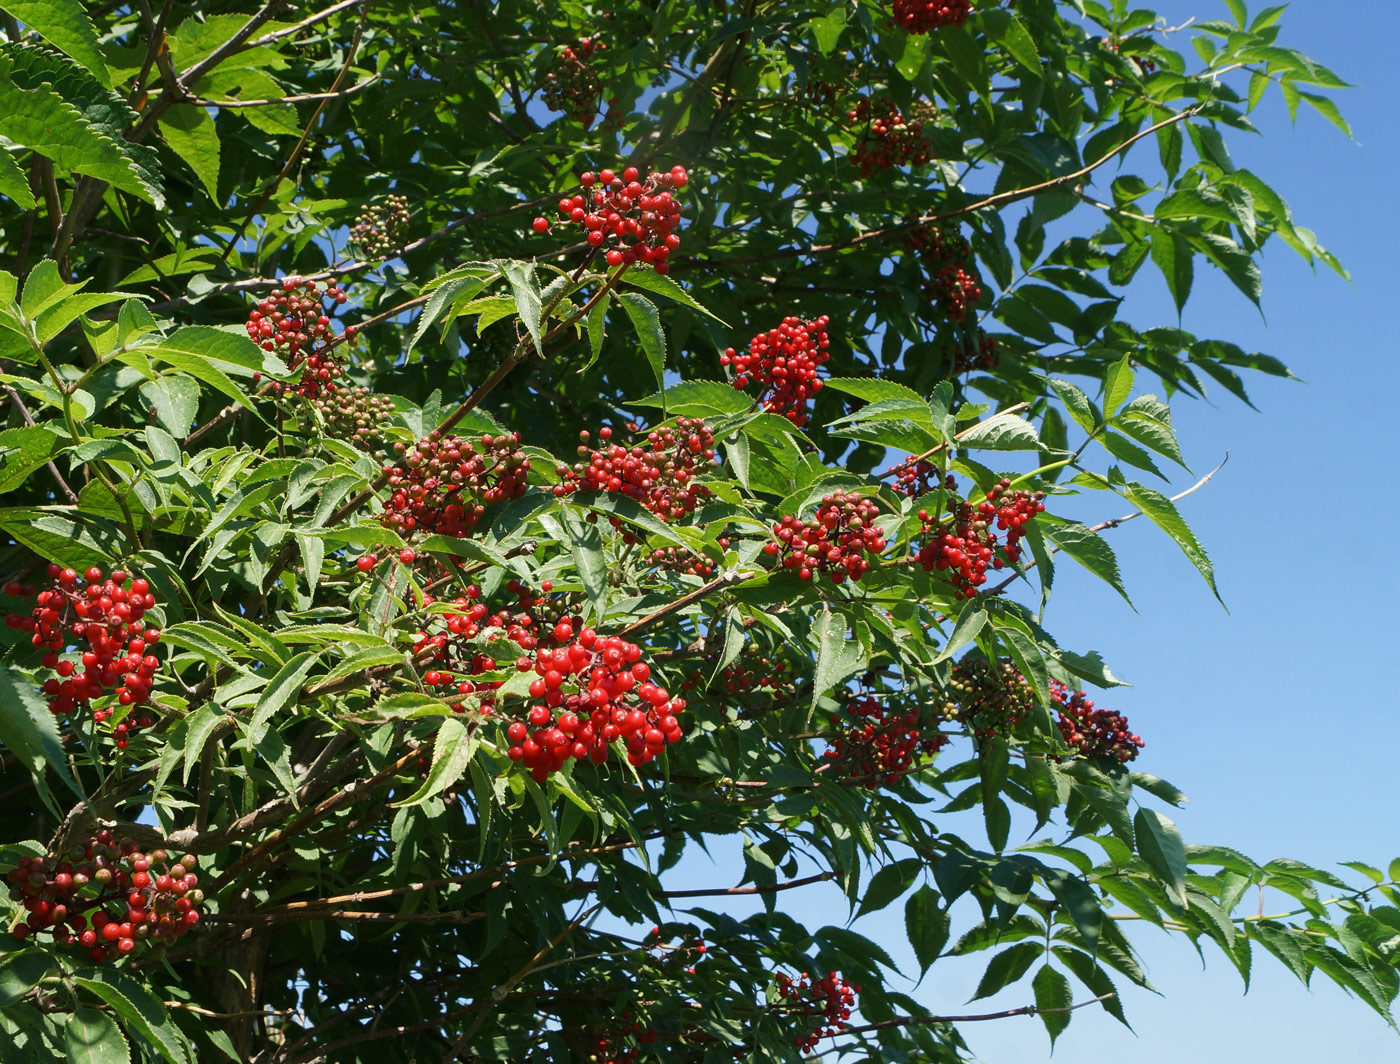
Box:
(1032, 964), (1073, 1045)
(823, 377), (929, 406)
(1118, 481), (1220, 602)
(956, 410), (1040, 450)
(633, 379), (751, 417)
(72, 972), (187, 1064)
(245, 651), (321, 742)
(1048, 378), (1101, 434)
(0, 664), (83, 798)
(1150, 229), (1193, 313)
(567, 511), (608, 616)
(1135, 808), (1188, 909)
(395, 717), (476, 807)
(809, 8), (846, 54)
(1103, 355), (1135, 416)
(810, 606), (865, 711)
(64, 1006), (131, 1064)
(617, 292), (666, 397)
(0, 2), (112, 87)
(622, 268), (727, 324)
(905, 885), (949, 975)
(158, 105), (220, 202)
(857, 859), (922, 919)
(0, 143), (35, 208)
(496, 259), (543, 355)
(932, 603), (988, 664)
(0, 950), (56, 1007)
(970, 942), (1042, 1000)
(139, 376), (201, 439)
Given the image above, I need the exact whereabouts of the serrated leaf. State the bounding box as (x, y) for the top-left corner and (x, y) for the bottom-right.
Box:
(857, 859), (921, 919)
(1119, 481), (1220, 602)
(0, 144), (35, 208)
(65, 1006), (130, 1064)
(810, 606), (865, 711)
(617, 292), (666, 397)
(245, 651), (320, 743)
(1103, 355), (1135, 416)
(1049, 378), (1101, 434)
(0, 2), (112, 87)
(0, 664), (83, 798)
(395, 717), (476, 807)
(1150, 229), (1193, 313)
(633, 379), (751, 416)
(0, 950), (56, 1007)
(970, 942), (1041, 1000)
(72, 972), (186, 1064)
(956, 411), (1040, 450)
(622, 268), (726, 324)
(1032, 964), (1073, 1044)
(158, 105), (220, 202)
(1135, 808), (1188, 909)
(497, 259), (542, 355)
(906, 885), (949, 974)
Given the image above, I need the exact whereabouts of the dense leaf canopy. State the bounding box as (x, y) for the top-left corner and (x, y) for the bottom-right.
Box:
(0, 2), (1393, 1062)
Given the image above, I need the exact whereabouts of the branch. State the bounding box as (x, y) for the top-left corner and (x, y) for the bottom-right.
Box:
(246, 0), (362, 48)
(835, 992), (1116, 1036)
(191, 76), (379, 108)
(656, 871), (834, 899)
(203, 908), (484, 924)
(617, 569), (758, 639)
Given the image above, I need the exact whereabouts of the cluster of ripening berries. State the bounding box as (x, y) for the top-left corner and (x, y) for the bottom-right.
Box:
(1102, 36), (1159, 75)
(680, 646), (797, 715)
(722, 315), (831, 428)
(348, 193), (410, 260)
(505, 624), (685, 780)
(775, 971), (860, 1054)
(310, 386), (397, 455)
(952, 330), (999, 374)
(903, 220), (982, 324)
(891, 459), (947, 498)
(848, 96), (932, 175)
(916, 478), (1046, 598)
(534, 165), (688, 275)
(943, 656), (1033, 740)
(824, 695), (949, 789)
(886, 0), (973, 34)
(4, 566), (162, 745)
(765, 493), (887, 585)
(554, 421), (715, 523)
(245, 278), (353, 399)
(645, 545), (720, 579)
(379, 431), (530, 541)
(1052, 679), (1144, 762)
(6, 832), (202, 963)
(540, 37), (608, 127)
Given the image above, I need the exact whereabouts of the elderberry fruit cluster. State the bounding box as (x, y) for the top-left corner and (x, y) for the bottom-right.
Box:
(848, 97), (932, 175)
(942, 656), (1034, 740)
(645, 546), (717, 579)
(554, 421), (715, 522)
(764, 492), (887, 584)
(505, 625), (685, 780)
(348, 193), (410, 260)
(540, 37), (608, 127)
(915, 478), (1046, 598)
(775, 970), (860, 1053)
(903, 220), (982, 323)
(891, 460), (951, 499)
(309, 385), (396, 454)
(6, 832), (202, 963)
(1052, 679), (1144, 762)
(721, 315), (831, 427)
(887, 0), (973, 34)
(380, 431), (530, 541)
(952, 330), (999, 374)
(823, 695), (949, 789)
(4, 565), (162, 744)
(535, 165), (688, 274)
(245, 278), (353, 399)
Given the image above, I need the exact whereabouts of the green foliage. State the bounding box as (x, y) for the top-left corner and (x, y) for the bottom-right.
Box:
(0, 2), (1389, 1062)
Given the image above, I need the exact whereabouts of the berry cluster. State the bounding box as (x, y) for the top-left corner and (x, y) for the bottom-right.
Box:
(245, 278), (352, 399)
(763, 492), (887, 584)
(645, 546), (717, 579)
(848, 97), (931, 175)
(505, 625), (685, 780)
(554, 421), (715, 523)
(942, 657), (1034, 740)
(380, 431), (530, 541)
(775, 971), (859, 1053)
(823, 695), (949, 789)
(952, 330), (999, 374)
(535, 165), (688, 274)
(309, 385), (397, 454)
(903, 220), (982, 323)
(887, 0), (973, 34)
(6, 832), (202, 963)
(4, 566), (162, 743)
(540, 37), (608, 127)
(915, 478), (1046, 598)
(680, 645), (798, 715)
(1052, 679), (1144, 762)
(721, 315), (831, 428)
(891, 460), (951, 499)
(348, 193), (410, 260)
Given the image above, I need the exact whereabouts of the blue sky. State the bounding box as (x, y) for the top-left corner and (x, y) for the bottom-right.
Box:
(640, 1), (1400, 1058)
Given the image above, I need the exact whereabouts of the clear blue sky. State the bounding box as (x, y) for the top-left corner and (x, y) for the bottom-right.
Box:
(644, 2), (1400, 1058)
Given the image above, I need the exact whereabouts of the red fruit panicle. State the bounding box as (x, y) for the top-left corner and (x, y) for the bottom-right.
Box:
(765, 492), (886, 585)
(553, 419), (715, 522)
(775, 970), (860, 1053)
(245, 278), (351, 400)
(722, 315), (831, 427)
(887, 0), (972, 35)
(848, 97), (932, 175)
(1052, 680), (1144, 762)
(903, 219), (982, 323)
(915, 477), (1045, 598)
(539, 37), (609, 127)
(380, 431), (530, 542)
(544, 165), (688, 274)
(823, 695), (949, 789)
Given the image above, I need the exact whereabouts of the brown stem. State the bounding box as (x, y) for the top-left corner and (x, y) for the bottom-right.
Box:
(656, 870), (834, 899)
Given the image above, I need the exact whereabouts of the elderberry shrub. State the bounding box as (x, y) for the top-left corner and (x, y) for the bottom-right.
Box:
(764, 492), (887, 584)
(823, 694), (950, 789)
(536, 164), (688, 274)
(774, 970), (860, 1054)
(245, 277), (353, 399)
(848, 97), (932, 175)
(903, 219), (983, 323)
(505, 625), (685, 781)
(915, 477), (1046, 598)
(721, 315), (831, 427)
(887, 0), (973, 35)
(3, 565), (162, 747)
(553, 420), (715, 523)
(348, 193), (411, 260)
(6, 831), (202, 962)
(379, 431), (530, 541)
